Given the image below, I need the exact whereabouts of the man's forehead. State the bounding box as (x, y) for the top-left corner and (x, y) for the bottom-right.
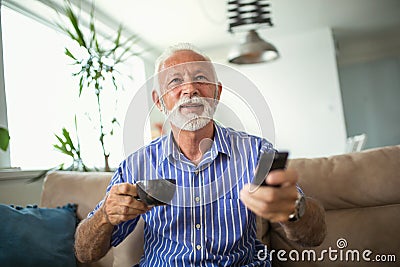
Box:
(160, 50), (207, 71)
(160, 62), (214, 77)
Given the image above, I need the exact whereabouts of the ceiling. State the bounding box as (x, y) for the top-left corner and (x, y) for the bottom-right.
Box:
(93, 0), (400, 54)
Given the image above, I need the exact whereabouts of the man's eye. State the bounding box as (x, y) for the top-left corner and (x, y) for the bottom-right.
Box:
(195, 75), (208, 81)
(169, 78), (182, 85)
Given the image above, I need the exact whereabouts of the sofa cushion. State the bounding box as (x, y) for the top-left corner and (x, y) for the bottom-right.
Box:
(288, 145), (400, 210)
(267, 145), (400, 266)
(0, 203), (77, 267)
(270, 204), (400, 266)
(41, 171), (112, 220)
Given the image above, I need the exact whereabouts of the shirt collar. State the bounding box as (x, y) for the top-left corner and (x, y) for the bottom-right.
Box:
(159, 122), (231, 166)
(160, 131), (176, 164)
(213, 123), (231, 157)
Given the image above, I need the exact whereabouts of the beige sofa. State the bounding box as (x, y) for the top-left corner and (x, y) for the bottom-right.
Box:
(40, 145), (400, 267)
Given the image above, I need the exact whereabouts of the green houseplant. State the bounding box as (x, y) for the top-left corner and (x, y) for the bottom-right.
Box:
(53, 1), (140, 171)
(0, 127), (10, 152)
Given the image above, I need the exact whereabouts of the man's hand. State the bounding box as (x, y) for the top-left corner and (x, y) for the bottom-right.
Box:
(240, 168), (327, 247)
(240, 169), (299, 223)
(101, 183), (152, 225)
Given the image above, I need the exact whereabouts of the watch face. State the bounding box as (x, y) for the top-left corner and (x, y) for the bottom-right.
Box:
(298, 195), (306, 218)
(288, 194), (306, 222)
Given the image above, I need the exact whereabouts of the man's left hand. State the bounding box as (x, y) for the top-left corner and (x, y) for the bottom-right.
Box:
(240, 169), (299, 223)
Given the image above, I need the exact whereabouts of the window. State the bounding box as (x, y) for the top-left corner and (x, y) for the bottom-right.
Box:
(2, 6), (146, 170)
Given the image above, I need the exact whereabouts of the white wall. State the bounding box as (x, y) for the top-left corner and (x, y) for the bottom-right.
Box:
(206, 28), (347, 158)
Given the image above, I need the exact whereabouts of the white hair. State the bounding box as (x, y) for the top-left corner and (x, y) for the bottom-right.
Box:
(154, 43), (211, 74)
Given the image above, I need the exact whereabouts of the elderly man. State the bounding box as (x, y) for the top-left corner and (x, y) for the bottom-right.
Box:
(75, 43), (326, 266)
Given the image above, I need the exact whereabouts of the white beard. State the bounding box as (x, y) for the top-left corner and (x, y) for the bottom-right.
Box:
(165, 96), (216, 131)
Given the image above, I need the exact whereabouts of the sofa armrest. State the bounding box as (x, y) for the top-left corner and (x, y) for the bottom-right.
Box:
(40, 171), (114, 267)
(40, 171), (145, 267)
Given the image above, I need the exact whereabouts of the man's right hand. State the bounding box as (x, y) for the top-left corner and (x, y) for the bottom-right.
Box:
(101, 183), (152, 225)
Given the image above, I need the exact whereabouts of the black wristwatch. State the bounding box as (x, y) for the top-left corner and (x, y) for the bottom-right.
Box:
(288, 193), (306, 222)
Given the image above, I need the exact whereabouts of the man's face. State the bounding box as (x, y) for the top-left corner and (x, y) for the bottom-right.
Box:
(155, 50), (221, 131)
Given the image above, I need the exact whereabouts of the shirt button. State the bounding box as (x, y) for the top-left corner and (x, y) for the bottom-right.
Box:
(195, 224), (201, 230)
(195, 170), (199, 175)
(196, 245), (202, 250)
(195, 196), (200, 202)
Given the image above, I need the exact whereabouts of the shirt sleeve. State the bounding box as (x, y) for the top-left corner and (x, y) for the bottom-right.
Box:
(87, 162), (141, 247)
(259, 138), (275, 154)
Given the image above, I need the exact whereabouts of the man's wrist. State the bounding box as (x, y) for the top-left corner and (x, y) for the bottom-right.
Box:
(280, 197), (327, 246)
(98, 199), (113, 226)
(281, 197), (308, 227)
(288, 193), (306, 222)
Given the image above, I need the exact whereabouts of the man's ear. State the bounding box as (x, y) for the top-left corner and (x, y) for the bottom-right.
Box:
(152, 90), (162, 111)
(216, 82), (223, 101)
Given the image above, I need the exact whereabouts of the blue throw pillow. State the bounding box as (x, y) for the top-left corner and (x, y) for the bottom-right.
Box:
(0, 203), (78, 267)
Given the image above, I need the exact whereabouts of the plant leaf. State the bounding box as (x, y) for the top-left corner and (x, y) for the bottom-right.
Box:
(64, 2), (87, 48)
(79, 76), (84, 96)
(0, 127), (10, 151)
(53, 144), (74, 157)
(54, 134), (65, 146)
(114, 25), (122, 49)
(88, 1), (96, 49)
(111, 75), (118, 90)
(114, 43), (136, 64)
(64, 48), (77, 60)
(62, 128), (76, 152)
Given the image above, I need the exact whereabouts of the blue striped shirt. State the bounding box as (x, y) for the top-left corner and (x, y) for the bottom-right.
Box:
(89, 123), (274, 266)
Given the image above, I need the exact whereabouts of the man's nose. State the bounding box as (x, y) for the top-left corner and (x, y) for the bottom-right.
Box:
(181, 82), (199, 98)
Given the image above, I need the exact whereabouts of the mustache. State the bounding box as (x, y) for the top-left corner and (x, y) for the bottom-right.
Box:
(169, 96), (208, 112)
(178, 96), (205, 106)
(164, 95), (217, 116)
